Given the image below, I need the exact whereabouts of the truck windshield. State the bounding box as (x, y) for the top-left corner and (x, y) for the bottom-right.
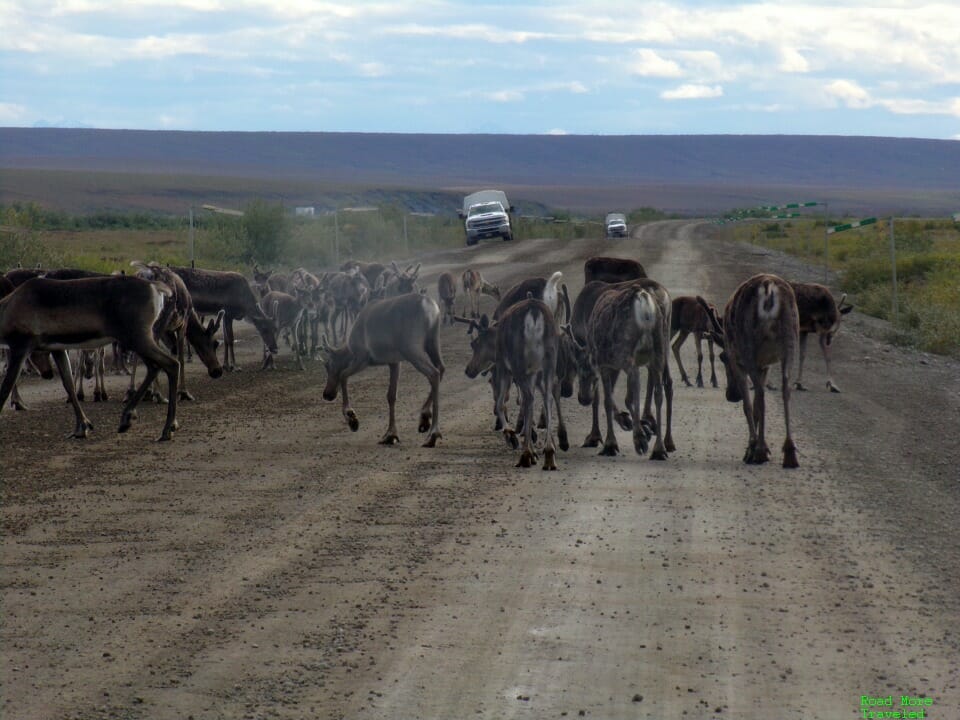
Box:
(468, 203), (503, 217)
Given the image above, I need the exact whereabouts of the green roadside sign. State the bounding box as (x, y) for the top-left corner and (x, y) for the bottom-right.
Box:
(827, 217), (877, 234)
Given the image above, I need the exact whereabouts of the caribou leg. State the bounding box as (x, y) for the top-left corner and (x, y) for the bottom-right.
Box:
(781, 358), (799, 468)
(552, 382), (569, 452)
(50, 350), (95, 439)
(379, 363), (401, 445)
(672, 329), (693, 386)
(821, 333), (841, 393)
(517, 376), (537, 467)
(412, 336), (444, 447)
(582, 379), (603, 448)
(628, 370), (648, 456)
(795, 332), (810, 391)
(599, 367), (620, 456)
(694, 333), (705, 388)
(746, 368), (771, 464)
(495, 368), (517, 450)
(662, 361), (676, 453)
(648, 360), (669, 461)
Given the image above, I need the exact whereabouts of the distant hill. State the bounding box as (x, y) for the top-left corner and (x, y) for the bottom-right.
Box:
(1, 128), (958, 215)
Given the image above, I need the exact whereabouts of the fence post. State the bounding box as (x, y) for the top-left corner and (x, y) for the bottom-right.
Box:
(823, 202), (829, 283)
(334, 211), (340, 267)
(188, 206), (195, 268)
(889, 216), (899, 325)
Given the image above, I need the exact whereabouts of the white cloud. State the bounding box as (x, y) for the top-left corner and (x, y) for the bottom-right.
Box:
(546, 128), (568, 135)
(661, 84), (723, 100)
(487, 90), (524, 103)
(630, 48), (682, 78)
(778, 47), (809, 73)
(0, 102), (27, 121)
(825, 79), (872, 108)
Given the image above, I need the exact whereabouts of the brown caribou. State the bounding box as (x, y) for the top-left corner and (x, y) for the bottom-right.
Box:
(319, 292), (444, 447)
(583, 256), (646, 284)
(790, 282), (854, 393)
(574, 280), (675, 459)
(461, 268), (501, 318)
(671, 295), (720, 389)
(437, 271), (457, 326)
(700, 273), (800, 468)
(170, 266), (279, 371)
(1, 276), (183, 441)
(491, 296), (561, 470)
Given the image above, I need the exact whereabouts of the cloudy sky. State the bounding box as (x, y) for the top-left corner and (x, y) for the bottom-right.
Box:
(1, 0), (959, 138)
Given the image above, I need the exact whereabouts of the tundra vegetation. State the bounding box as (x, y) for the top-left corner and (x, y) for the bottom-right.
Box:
(1, 201), (674, 278)
(728, 216), (960, 357)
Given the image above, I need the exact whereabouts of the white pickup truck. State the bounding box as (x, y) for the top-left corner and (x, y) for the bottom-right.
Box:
(460, 190), (514, 245)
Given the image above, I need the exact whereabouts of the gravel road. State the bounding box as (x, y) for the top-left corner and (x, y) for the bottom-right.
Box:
(2, 221), (958, 720)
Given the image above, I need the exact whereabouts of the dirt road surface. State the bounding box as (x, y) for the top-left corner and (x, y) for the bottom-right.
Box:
(3, 222), (958, 720)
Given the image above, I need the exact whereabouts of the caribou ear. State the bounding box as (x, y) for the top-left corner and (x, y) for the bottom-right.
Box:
(207, 309), (225, 335)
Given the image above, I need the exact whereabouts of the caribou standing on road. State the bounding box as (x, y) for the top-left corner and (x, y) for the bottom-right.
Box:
(575, 280), (675, 459)
(129, 261), (224, 401)
(461, 269), (501, 318)
(0, 276), (183, 441)
(491, 296), (561, 470)
(319, 292), (444, 447)
(437, 272), (457, 326)
(671, 295), (720, 389)
(170, 266), (279, 371)
(790, 282), (853, 393)
(701, 273), (800, 468)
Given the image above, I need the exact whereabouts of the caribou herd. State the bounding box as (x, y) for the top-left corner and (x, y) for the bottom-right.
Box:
(1, 249), (854, 469)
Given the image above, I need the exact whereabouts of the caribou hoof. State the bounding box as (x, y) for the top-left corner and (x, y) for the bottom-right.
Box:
(517, 449), (536, 468)
(346, 412), (360, 432)
(640, 417), (657, 438)
(379, 433), (400, 445)
(12, 400), (28, 411)
(179, 390), (196, 402)
(599, 443), (620, 457)
(418, 413), (431, 433)
(422, 432), (441, 448)
(542, 448), (558, 471)
(794, 382), (808, 391)
(633, 433), (649, 456)
(711, 378), (719, 388)
(157, 431), (174, 442)
(664, 436), (677, 453)
(503, 428), (520, 450)
(614, 411), (633, 431)
(558, 427), (569, 452)
(582, 433), (602, 448)
(69, 421), (94, 439)
(649, 447), (669, 461)
(681, 377), (692, 387)
(827, 381), (841, 393)
(696, 377), (704, 388)
(744, 443), (771, 465)
(118, 416), (133, 434)
(783, 446), (799, 468)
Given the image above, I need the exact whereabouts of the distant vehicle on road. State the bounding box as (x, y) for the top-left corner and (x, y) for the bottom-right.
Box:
(605, 212), (628, 239)
(460, 190), (514, 246)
